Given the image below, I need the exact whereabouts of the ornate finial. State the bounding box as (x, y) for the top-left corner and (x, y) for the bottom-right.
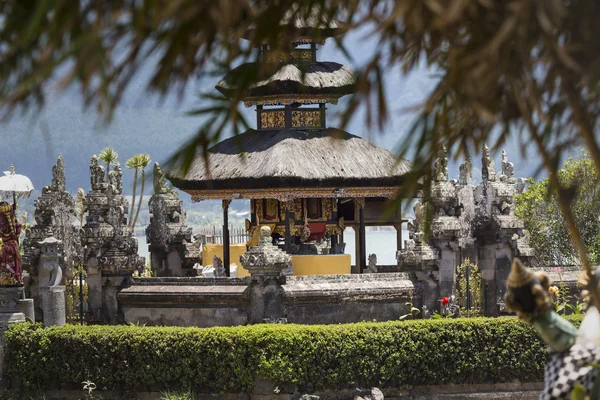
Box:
(240, 226), (291, 277)
(433, 145), (448, 182)
(481, 144), (496, 183)
(459, 153), (472, 186)
(153, 162), (178, 198)
(501, 149), (515, 184)
(52, 154), (66, 191)
(108, 163), (123, 194)
(90, 155), (106, 191)
(9, 164), (14, 175)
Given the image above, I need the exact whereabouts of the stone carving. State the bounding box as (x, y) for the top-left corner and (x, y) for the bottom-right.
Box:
(82, 156), (143, 277)
(367, 253), (378, 273)
(240, 226), (291, 277)
(23, 155), (82, 320)
(146, 163), (194, 276)
(433, 145), (448, 182)
(212, 256), (226, 277)
(500, 150), (516, 184)
(108, 164), (123, 195)
(38, 234), (63, 287)
(51, 154), (66, 192)
(153, 163), (177, 198)
(481, 144), (496, 183)
(90, 155), (107, 191)
(459, 154), (472, 186)
(398, 146), (534, 316)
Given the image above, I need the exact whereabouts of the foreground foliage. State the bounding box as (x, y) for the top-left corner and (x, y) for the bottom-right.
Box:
(516, 151), (600, 268)
(4, 317), (582, 394)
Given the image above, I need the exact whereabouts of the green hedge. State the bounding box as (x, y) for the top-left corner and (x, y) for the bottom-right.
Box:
(3, 317), (582, 393)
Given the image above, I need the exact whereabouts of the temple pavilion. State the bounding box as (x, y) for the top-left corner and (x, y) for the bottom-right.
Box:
(169, 12), (410, 276)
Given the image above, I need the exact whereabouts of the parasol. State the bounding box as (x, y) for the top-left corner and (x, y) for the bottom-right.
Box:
(0, 165), (34, 204)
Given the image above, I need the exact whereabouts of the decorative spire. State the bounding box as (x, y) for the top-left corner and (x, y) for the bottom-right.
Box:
(239, 226), (291, 277)
(481, 144), (496, 183)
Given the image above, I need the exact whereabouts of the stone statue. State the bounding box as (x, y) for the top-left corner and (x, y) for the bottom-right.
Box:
(504, 259), (600, 398)
(433, 146), (448, 182)
(458, 154), (472, 186)
(108, 164), (123, 194)
(367, 253), (378, 273)
(240, 226), (292, 277)
(481, 144), (496, 183)
(51, 154), (66, 192)
(500, 150), (516, 184)
(153, 163), (177, 198)
(212, 256), (226, 277)
(0, 201), (22, 283)
(90, 155), (106, 191)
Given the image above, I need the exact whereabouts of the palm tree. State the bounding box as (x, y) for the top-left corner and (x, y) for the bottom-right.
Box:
(99, 148), (118, 180)
(126, 155), (141, 228)
(133, 154), (151, 228)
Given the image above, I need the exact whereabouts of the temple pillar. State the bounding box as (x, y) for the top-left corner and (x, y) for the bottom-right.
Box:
(222, 199), (231, 277)
(352, 226), (360, 274)
(283, 201), (292, 253)
(394, 223), (403, 253)
(357, 198), (366, 273)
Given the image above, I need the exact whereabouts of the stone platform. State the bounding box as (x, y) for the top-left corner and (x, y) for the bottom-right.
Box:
(119, 273), (422, 327)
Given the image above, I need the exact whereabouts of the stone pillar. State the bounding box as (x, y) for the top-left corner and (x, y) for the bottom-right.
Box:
(439, 246), (457, 298)
(358, 198), (366, 273)
(0, 286), (26, 388)
(223, 199), (231, 277)
(40, 286), (66, 326)
(240, 226), (291, 323)
(18, 299), (34, 321)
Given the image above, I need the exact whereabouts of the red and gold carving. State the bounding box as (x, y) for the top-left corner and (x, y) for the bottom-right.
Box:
(291, 110), (321, 128)
(260, 110), (285, 129)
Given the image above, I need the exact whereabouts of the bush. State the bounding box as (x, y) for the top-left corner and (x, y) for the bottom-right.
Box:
(3, 317), (583, 394)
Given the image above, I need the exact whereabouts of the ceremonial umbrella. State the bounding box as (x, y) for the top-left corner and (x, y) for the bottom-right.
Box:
(0, 165), (34, 204)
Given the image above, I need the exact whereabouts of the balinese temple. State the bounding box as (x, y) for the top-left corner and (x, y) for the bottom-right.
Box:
(169, 14), (410, 276)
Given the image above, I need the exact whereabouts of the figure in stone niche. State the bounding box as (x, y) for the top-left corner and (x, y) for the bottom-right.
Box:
(108, 164), (123, 194)
(153, 163), (177, 198)
(51, 154), (66, 191)
(500, 150), (516, 184)
(481, 144), (496, 183)
(367, 253), (378, 273)
(0, 201), (22, 283)
(459, 154), (472, 186)
(90, 155), (106, 190)
(433, 145), (448, 182)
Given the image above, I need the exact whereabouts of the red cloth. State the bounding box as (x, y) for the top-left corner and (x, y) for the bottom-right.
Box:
(306, 223), (326, 242)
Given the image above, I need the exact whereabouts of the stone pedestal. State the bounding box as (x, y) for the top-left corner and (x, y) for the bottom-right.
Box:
(18, 299), (35, 321)
(0, 286), (26, 388)
(40, 285), (66, 327)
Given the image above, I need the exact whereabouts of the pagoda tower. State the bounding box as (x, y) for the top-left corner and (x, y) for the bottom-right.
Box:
(169, 13), (410, 275)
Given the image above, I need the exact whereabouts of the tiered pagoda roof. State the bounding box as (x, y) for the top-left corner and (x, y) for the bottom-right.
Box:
(169, 11), (410, 200)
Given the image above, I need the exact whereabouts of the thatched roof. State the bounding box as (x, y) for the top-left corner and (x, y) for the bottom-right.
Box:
(243, 6), (341, 40)
(169, 128), (411, 191)
(216, 62), (356, 101)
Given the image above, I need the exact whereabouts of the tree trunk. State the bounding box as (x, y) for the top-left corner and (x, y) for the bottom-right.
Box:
(129, 169), (138, 227)
(133, 169), (146, 228)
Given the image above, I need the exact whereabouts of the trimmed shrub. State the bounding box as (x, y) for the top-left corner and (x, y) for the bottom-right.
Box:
(3, 317), (582, 393)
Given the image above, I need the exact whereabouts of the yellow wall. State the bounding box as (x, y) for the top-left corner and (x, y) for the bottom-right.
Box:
(202, 243), (250, 277)
(202, 245), (351, 277)
(291, 255), (351, 276)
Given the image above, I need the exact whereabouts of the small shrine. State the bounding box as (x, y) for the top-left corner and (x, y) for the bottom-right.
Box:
(168, 12), (410, 275)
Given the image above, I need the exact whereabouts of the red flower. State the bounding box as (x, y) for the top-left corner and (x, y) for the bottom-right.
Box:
(441, 297), (449, 306)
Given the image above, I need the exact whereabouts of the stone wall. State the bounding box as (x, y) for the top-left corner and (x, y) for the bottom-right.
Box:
(119, 273), (421, 327)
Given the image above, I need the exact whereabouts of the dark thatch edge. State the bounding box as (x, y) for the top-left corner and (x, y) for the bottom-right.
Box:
(168, 128), (411, 192)
(216, 62), (356, 99)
